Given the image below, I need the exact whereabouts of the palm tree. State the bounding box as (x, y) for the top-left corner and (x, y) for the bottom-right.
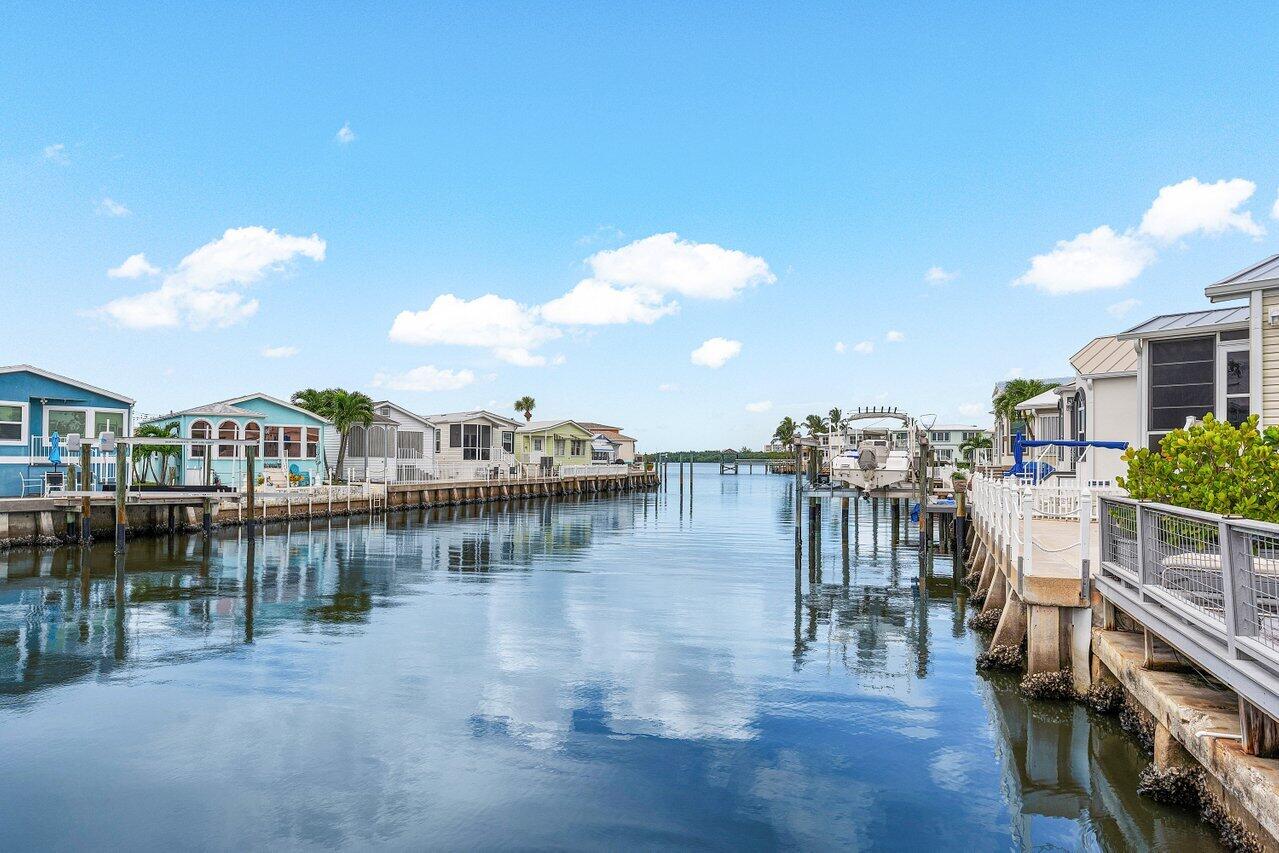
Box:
(291, 387), (331, 416)
(827, 407), (843, 431)
(773, 416), (797, 447)
(959, 432), (993, 466)
(804, 414), (827, 437)
(993, 378), (1059, 440)
(132, 421), (180, 484)
(514, 395), (536, 422)
(324, 389), (375, 478)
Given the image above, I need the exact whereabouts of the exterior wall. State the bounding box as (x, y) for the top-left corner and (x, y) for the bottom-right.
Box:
(615, 439), (636, 463)
(517, 426), (593, 467)
(0, 370), (133, 497)
(435, 418), (517, 467)
(1263, 289), (1279, 426)
(373, 404), (437, 479)
(1087, 375), (1139, 485)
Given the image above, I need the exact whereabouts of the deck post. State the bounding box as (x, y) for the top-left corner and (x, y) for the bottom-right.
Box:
(114, 442), (127, 551)
(80, 444), (92, 543)
(202, 497), (213, 536)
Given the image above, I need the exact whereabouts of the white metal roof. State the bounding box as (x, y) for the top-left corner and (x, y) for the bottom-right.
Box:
(0, 364), (136, 405)
(1204, 254), (1279, 301)
(426, 409), (521, 427)
(1070, 335), (1139, 377)
(1119, 306), (1249, 339)
(1014, 389), (1062, 411)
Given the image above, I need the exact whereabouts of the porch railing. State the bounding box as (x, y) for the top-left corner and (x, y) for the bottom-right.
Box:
(1096, 495), (1279, 722)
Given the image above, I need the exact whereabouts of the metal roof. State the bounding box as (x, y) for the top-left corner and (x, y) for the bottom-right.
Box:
(1204, 254), (1279, 301)
(0, 364), (136, 405)
(1069, 335), (1139, 377)
(425, 409), (521, 427)
(1014, 389), (1062, 411)
(1119, 306), (1249, 339)
(145, 402), (263, 421)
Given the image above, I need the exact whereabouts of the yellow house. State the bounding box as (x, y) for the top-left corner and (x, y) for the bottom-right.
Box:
(516, 419), (594, 474)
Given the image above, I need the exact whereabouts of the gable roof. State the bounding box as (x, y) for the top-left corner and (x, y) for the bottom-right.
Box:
(1070, 335), (1139, 377)
(578, 422), (621, 432)
(1205, 254), (1279, 302)
(517, 419), (594, 436)
(219, 392), (333, 424)
(144, 402), (263, 422)
(426, 409), (521, 428)
(0, 364), (135, 405)
(1015, 389), (1063, 411)
(1119, 306), (1249, 339)
(373, 400), (435, 427)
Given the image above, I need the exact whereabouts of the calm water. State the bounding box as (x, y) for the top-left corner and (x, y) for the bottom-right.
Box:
(0, 466), (1217, 851)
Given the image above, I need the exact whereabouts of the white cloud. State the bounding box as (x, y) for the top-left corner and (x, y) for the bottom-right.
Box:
(97, 197), (130, 217)
(261, 345), (299, 358)
(585, 232), (774, 300)
(1138, 177), (1262, 243)
(925, 266), (957, 284)
(745, 400), (773, 413)
(657, 383), (679, 392)
(1107, 297), (1141, 318)
(958, 402), (985, 417)
(540, 279), (678, 325)
(371, 365), (476, 392)
(390, 293), (561, 367)
(107, 253), (159, 279)
(886, 330), (905, 342)
(853, 340), (874, 354)
(336, 122), (356, 144)
(690, 337), (742, 368)
(1014, 225), (1155, 294)
(834, 341), (846, 354)
(99, 226), (326, 329)
(576, 225), (625, 246)
(42, 143), (68, 164)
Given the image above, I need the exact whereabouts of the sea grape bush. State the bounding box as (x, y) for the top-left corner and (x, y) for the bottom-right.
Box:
(1118, 414), (1279, 522)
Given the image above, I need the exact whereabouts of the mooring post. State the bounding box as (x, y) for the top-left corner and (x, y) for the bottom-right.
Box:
(840, 496), (849, 543)
(114, 442), (127, 552)
(80, 443), (92, 543)
(890, 499), (899, 545)
(245, 446), (257, 532)
(688, 454), (693, 497)
(202, 496), (213, 536)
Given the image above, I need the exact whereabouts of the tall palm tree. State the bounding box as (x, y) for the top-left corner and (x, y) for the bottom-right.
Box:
(514, 395), (536, 422)
(827, 407), (843, 431)
(132, 421), (180, 484)
(804, 414), (826, 437)
(993, 378), (1058, 439)
(773, 416), (797, 447)
(291, 387), (331, 416)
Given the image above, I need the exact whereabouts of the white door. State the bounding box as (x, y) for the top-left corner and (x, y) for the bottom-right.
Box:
(1217, 342), (1251, 426)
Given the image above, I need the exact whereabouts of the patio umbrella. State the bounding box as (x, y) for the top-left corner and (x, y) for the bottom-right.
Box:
(48, 432), (62, 466)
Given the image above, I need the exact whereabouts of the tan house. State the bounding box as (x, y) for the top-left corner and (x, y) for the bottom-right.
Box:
(425, 410), (520, 476)
(578, 422), (637, 463)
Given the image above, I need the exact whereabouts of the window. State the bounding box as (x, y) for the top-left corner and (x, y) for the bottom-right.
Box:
(0, 403), (24, 442)
(397, 430), (423, 459)
(307, 427), (320, 458)
(244, 422), (261, 453)
(554, 438), (566, 457)
(348, 425), (367, 458)
(218, 420), (238, 458)
(461, 423), (491, 460)
(434, 428), (440, 453)
(95, 411), (125, 437)
(366, 425), (386, 458)
(48, 408), (87, 437)
(1149, 336), (1214, 432)
(191, 420), (211, 458)
(1223, 347), (1251, 426)
(930, 431), (948, 443)
(502, 431), (514, 454)
(263, 426), (281, 458)
(571, 439), (585, 456)
(533, 437), (544, 452)
(450, 424), (461, 448)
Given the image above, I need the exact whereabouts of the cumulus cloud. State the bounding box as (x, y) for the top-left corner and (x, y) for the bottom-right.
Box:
(107, 253), (159, 279)
(886, 330), (905, 342)
(42, 143), (68, 164)
(1014, 225), (1155, 294)
(925, 266), (957, 284)
(1107, 298), (1141, 318)
(99, 226), (326, 329)
(540, 279), (678, 325)
(261, 345), (299, 358)
(690, 337), (742, 368)
(1138, 177), (1262, 242)
(745, 400), (773, 413)
(586, 232), (774, 300)
(97, 197), (130, 217)
(371, 365), (476, 392)
(834, 341), (847, 354)
(390, 293), (561, 366)
(853, 340), (874, 354)
(958, 402), (985, 417)
(336, 122), (356, 144)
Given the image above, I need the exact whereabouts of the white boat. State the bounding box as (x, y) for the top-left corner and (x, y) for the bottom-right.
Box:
(829, 409), (921, 493)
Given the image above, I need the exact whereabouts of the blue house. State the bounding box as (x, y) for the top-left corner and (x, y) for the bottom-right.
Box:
(0, 364), (135, 497)
(141, 393), (330, 488)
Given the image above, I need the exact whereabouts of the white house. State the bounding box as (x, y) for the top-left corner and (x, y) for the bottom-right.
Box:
(426, 410), (521, 478)
(1057, 335), (1140, 485)
(374, 400), (436, 482)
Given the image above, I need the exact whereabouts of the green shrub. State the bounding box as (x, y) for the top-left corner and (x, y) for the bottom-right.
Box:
(1118, 414), (1279, 522)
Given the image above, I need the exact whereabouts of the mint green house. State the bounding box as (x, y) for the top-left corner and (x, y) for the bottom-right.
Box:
(141, 393), (330, 488)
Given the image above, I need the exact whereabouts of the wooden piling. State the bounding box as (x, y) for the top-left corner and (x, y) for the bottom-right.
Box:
(80, 444), (92, 543)
(114, 442), (127, 551)
(245, 446), (257, 531)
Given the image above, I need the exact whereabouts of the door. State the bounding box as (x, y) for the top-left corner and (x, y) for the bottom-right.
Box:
(1217, 342), (1251, 426)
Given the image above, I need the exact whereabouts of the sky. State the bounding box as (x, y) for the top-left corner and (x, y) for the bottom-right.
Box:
(5, 3), (1279, 451)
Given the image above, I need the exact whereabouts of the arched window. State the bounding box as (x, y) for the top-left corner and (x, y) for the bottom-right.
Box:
(348, 425), (367, 458)
(191, 420), (211, 458)
(1074, 389), (1087, 443)
(243, 422), (261, 456)
(218, 420), (238, 458)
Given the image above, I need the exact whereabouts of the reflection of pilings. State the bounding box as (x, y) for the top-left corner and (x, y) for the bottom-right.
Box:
(113, 547), (126, 661)
(244, 533), (256, 644)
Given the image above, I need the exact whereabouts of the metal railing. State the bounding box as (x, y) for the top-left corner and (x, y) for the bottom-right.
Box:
(1096, 495), (1279, 721)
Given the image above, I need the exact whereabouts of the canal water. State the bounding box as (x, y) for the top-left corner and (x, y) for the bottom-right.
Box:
(0, 466), (1218, 850)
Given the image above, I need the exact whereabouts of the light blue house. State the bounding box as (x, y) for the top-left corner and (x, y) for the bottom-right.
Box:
(141, 393), (330, 488)
(0, 364), (135, 497)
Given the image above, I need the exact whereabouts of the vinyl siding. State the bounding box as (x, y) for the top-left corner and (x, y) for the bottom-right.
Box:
(1264, 290), (1279, 424)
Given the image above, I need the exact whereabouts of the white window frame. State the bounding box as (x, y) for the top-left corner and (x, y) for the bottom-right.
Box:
(1218, 339), (1251, 426)
(42, 405), (130, 445)
(0, 400), (28, 445)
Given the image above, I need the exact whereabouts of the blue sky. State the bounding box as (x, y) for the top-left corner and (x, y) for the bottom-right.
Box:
(5, 3), (1279, 450)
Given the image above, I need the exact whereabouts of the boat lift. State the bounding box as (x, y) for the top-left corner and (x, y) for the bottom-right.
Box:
(1007, 436), (1129, 486)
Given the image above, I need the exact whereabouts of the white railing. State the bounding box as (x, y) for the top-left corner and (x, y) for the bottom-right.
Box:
(26, 435), (120, 489)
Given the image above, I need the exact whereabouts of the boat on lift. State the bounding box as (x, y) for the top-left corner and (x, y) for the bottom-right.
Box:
(830, 408), (922, 493)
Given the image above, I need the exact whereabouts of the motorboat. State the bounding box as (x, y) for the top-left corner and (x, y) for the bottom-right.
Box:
(829, 408), (921, 493)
